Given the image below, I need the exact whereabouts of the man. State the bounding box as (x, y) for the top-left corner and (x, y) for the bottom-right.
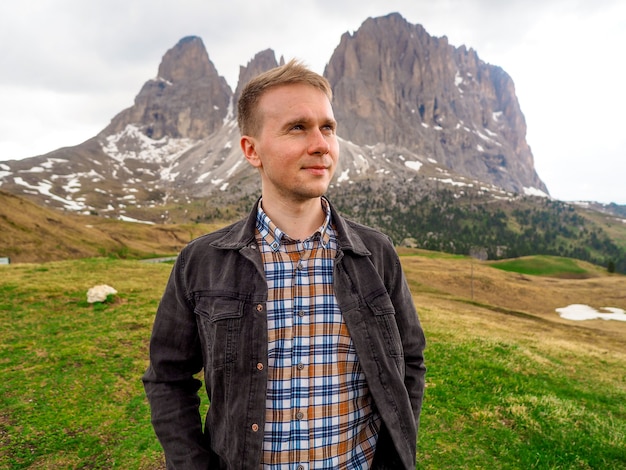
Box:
(143, 60), (426, 469)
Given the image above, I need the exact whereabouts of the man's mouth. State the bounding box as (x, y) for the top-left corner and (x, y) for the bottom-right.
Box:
(303, 166), (329, 175)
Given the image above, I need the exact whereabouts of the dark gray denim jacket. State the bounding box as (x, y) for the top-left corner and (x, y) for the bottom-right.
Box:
(142, 200), (426, 469)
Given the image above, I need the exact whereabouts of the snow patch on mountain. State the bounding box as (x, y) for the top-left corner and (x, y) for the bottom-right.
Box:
(523, 187), (549, 198)
(13, 177), (89, 211)
(119, 214), (156, 225)
(404, 161), (422, 172)
(337, 169), (350, 183)
(102, 124), (195, 164)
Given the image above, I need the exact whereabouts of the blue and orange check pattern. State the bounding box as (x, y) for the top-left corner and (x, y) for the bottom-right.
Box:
(256, 199), (381, 469)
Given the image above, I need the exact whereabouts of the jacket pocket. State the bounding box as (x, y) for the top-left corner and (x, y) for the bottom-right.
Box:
(367, 292), (403, 358)
(195, 297), (243, 370)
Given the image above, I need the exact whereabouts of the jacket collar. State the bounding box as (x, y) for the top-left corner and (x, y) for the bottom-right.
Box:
(210, 197), (371, 257)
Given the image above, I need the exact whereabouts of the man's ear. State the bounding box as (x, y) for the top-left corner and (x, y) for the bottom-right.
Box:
(241, 136), (262, 168)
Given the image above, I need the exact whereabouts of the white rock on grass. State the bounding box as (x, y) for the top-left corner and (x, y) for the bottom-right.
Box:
(87, 284), (118, 303)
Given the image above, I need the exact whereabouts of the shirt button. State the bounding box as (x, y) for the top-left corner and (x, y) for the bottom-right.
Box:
(256, 362), (264, 371)
(296, 362), (304, 370)
(297, 466), (304, 470)
(251, 423), (259, 432)
(296, 411), (304, 420)
(297, 310), (305, 317)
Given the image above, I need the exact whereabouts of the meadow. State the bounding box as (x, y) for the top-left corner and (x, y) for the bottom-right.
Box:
(1, 253), (625, 469)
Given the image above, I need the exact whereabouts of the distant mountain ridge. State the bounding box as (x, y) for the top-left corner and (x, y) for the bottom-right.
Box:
(0, 12), (547, 223)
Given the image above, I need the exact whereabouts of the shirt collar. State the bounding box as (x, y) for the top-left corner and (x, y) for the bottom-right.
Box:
(256, 197), (333, 251)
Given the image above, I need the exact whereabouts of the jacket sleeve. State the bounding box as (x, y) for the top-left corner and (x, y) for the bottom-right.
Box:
(142, 254), (212, 469)
(389, 251), (427, 435)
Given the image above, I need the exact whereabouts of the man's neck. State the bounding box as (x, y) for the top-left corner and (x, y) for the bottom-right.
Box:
(260, 196), (326, 241)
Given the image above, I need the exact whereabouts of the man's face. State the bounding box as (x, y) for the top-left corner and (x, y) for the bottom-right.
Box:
(241, 83), (339, 204)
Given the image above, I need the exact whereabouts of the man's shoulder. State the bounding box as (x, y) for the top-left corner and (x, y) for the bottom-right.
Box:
(335, 212), (395, 252)
(343, 217), (388, 239)
(184, 218), (249, 252)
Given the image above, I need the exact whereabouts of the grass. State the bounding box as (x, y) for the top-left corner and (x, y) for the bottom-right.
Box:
(419, 321), (625, 468)
(0, 189), (222, 264)
(488, 255), (600, 278)
(1, 255), (625, 468)
(0, 258), (171, 469)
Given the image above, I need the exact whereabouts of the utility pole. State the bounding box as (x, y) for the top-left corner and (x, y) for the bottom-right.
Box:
(469, 246), (488, 301)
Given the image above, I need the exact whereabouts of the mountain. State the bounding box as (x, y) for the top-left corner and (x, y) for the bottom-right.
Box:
(0, 13), (546, 218)
(326, 13), (545, 195)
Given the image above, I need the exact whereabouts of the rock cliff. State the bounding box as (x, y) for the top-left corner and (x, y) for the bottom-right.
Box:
(326, 13), (546, 194)
(102, 36), (232, 140)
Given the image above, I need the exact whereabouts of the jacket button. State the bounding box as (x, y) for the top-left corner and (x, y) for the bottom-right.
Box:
(251, 423), (259, 432)
(256, 304), (263, 312)
(256, 363), (264, 371)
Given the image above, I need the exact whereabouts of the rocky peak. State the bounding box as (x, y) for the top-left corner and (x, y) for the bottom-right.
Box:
(158, 36), (217, 83)
(233, 49), (283, 116)
(325, 12), (547, 194)
(101, 35), (232, 140)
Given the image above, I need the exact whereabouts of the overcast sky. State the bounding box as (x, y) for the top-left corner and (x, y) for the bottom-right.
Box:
(1, 0), (624, 204)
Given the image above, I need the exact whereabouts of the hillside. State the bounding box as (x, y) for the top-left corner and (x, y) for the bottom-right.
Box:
(2, 188), (626, 276)
(329, 184), (626, 273)
(0, 190), (221, 263)
(399, 249), (626, 338)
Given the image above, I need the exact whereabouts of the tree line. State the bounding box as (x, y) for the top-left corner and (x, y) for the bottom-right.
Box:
(330, 185), (626, 274)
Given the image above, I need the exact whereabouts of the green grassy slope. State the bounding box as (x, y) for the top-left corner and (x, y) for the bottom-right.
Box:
(1, 254), (624, 468)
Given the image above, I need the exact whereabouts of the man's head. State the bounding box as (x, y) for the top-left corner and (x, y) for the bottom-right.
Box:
(237, 59), (333, 137)
(238, 61), (339, 206)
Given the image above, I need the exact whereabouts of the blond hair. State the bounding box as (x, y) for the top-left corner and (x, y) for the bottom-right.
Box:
(237, 59), (333, 136)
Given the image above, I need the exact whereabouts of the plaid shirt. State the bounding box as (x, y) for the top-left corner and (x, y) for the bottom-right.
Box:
(256, 199), (381, 469)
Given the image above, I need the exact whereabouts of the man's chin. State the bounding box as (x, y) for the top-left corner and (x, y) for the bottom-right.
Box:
(293, 184), (332, 201)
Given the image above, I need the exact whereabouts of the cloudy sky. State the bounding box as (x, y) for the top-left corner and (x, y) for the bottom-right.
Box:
(1, 0), (624, 204)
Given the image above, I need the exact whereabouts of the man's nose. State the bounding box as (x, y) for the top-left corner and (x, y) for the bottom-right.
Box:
(308, 128), (331, 155)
